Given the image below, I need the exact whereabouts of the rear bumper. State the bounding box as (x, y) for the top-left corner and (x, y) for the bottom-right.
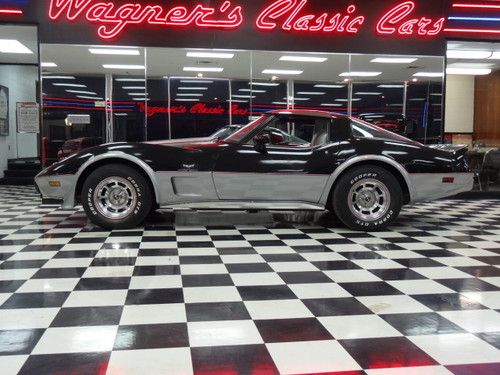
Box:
(409, 173), (474, 203)
(34, 173), (77, 209)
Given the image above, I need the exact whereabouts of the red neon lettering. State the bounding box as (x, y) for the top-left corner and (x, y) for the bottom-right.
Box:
(256, 0), (365, 34)
(137, 102), (249, 117)
(376, 1), (444, 36)
(49, 0), (243, 39)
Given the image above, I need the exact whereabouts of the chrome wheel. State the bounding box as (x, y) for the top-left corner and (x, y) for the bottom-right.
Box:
(348, 178), (391, 222)
(93, 177), (137, 220)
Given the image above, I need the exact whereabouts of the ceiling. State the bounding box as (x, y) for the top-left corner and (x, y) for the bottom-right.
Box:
(40, 44), (445, 84)
(0, 25), (38, 64)
(447, 41), (500, 73)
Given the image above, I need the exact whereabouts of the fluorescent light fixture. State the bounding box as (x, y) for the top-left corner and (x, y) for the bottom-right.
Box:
(115, 78), (146, 82)
(239, 89), (266, 93)
(409, 98), (425, 101)
(0, 39), (33, 54)
(371, 57), (417, 63)
(41, 62), (57, 68)
(187, 51), (234, 59)
(355, 92), (383, 95)
(320, 103), (343, 107)
(122, 86), (145, 90)
(262, 69), (303, 75)
(177, 93), (203, 97)
(272, 101), (288, 105)
(103, 64), (145, 70)
(76, 95), (103, 100)
(447, 50), (492, 59)
(229, 99), (248, 103)
(43, 75), (75, 80)
(89, 48), (140, 55)
(296, 91), (325, 95)
(178, 87), (208, 90)
(446, 67), (492, 75)
(314, 84), (345, 88)
(175, 98), (200, 102)
(53, 83), (87, 87)
(232, 95), (256, 99)
(413, 72), (444, 77)
(336, 98), (361, 102)
(183, 67), (224, 72)
(389, 104), (403, 107)
(378, 84), (405, 88)
(339, 72), (382, 77)
(127, 92), (149, 96)
(180, 80), (214, 83)
(279, 55), (327, 63)
(66, 90), (97, 95)
(114, 113), (128, 116)
(490, 52), (500, 60)
(250, 82), (280, 86)
(131, 98), (150, 101)
(289, 97), (310, 101)
(430, 93), (442, 96)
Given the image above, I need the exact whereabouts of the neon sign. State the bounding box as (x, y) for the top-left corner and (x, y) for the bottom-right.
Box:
(137, 102), (249, 117)
(48, 0), (446, 39)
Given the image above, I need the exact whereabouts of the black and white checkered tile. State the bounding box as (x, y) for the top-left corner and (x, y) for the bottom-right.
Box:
(0, 185), (499, 374)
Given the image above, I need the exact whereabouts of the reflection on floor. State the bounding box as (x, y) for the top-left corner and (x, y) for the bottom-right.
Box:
(0, 185), (499, 375)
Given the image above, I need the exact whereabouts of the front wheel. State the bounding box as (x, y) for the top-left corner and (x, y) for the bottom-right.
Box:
(81, 164), (153, 229)
(332, 165), (402, 231)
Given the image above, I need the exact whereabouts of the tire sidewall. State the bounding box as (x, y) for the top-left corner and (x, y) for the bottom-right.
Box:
(82, 165), (152, 229)
(333, 166), (402, 231)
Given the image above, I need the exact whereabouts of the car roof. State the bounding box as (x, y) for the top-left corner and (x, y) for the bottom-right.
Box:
(266, 110), (345, 119)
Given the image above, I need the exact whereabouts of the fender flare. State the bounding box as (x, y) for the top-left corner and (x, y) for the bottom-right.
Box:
(318, 155), (415, 206)
(74, 152), (161, 204)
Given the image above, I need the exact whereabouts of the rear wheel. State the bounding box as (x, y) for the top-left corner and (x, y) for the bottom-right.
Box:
(332, 165), (402, 231)
(81, 164), (153, 229)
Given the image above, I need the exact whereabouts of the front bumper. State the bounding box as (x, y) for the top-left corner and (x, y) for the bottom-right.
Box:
(409, 173), (474, 203)
(34, 173), (78, 209)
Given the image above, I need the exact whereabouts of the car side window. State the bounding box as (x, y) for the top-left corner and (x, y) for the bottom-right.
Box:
(250, 117), (330, 147)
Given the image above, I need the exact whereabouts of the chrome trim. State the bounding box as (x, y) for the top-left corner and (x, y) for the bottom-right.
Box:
(319, 155), (414, 206)
(409, 173), (473, 202)
(160, 201), (325, 211)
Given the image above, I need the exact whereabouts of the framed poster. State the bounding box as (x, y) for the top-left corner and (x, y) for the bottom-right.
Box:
(17, 102), (40, 133)
(0, 85), (9, 136)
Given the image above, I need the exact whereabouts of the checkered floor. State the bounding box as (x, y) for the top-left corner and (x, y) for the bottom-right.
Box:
(0, 185), (499, 374)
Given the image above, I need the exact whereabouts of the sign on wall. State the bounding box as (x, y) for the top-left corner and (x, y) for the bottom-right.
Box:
(0, 85), (9, 136)
(16, 102), (40, 134)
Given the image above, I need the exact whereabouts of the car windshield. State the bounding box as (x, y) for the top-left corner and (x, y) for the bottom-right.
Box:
(224, 115), (270, 143)
(211, 125), (242, 140)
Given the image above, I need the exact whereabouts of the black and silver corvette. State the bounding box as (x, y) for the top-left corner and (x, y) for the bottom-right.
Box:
(35, 110), (473, 231)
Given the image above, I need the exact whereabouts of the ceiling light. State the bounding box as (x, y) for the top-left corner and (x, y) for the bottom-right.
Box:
(446, 68), (492, 75)
(335, 98), (361, 102)
(339, 72), (382, 77)
(178, 87), (208, 90)
(175, 98), (200, 102)
(279, 55), (327, 63)
(76, 95), (103, 100)
(262, 69), (303, 75)
(320, 103), (343, 107)
(409, 98), (425, 101)
(378, 84), (405, 88)
(103, 64), (145, 69)
(296, 91), (325, 95)
(186, 51), (234, 59)
(127, 92), (149, 96)
(122, 86), (145, 90)
(89, 48), (140, 55)
(388, 104), (403, 107)
(314, 84), (345, 88)
(232, 95), (256, 99)
(41, 62), (57, 68)
(53, 83), (86, 87)
(177, 93), (203, 97)
(490, 52), (500, 60)
(229, 99), (248, 103)
(272, 102), (288, 105)
(250, 82), (280, 86)
(43, 76), (75, 80)
(413, 72), (444, 77)
(180, 80), (214, 83)
(239, 89), (266, 93)
(288, 97), (310, 101)
(114, 113), (128, 116)
(447, 50), (492, 59)
(131, 98), (150, 101)
(115, 78), (145, 82)
(355, 92), (383, 95)
(371, 57), (417, 63)
(183, 67), (224, 72)
(0, 39), (33, 54)
(66, 90), (97, 95)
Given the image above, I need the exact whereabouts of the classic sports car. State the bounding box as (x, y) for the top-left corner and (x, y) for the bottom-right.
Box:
(35, 110), (473, 231)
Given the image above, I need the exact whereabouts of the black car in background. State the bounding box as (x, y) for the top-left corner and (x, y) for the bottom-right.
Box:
(358, 113), (416, 137)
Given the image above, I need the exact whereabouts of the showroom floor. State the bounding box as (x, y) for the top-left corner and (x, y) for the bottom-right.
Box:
(0, 185), (499, 375)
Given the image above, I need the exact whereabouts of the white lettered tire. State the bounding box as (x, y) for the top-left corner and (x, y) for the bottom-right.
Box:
(332, 165), (402, 231)
(81, 164), (153, 229)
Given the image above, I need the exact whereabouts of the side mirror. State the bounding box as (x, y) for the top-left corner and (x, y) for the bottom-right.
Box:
(254, 133), (270, 153)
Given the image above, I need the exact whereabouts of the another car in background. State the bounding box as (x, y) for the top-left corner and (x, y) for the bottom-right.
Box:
(57, 137), (101, 161)
(358, 113), (415, 137)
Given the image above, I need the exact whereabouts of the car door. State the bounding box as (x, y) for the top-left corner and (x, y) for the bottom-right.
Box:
(213, 115), (335, 203)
